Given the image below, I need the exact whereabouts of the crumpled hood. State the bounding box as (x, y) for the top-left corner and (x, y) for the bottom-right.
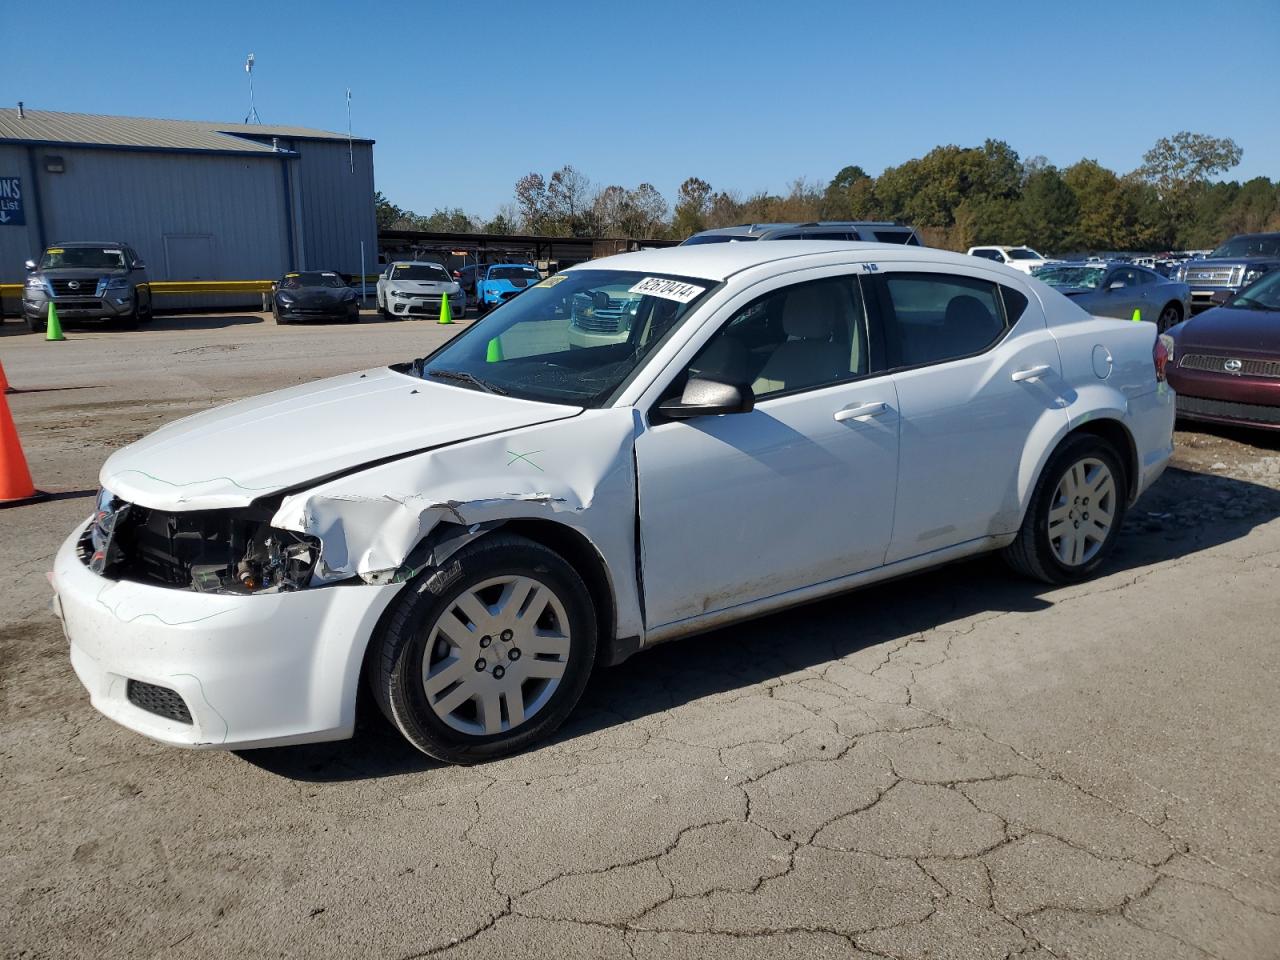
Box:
(100, 368), (581, 510)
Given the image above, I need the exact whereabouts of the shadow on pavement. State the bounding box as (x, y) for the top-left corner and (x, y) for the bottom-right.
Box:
(148, 315), (265, 331)
(241, 466), (1280, 782)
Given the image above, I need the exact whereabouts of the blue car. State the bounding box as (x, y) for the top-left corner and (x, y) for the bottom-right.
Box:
(476, 263), (541, 312)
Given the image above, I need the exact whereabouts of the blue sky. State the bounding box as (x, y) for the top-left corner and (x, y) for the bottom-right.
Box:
(9, 0), (1278, 217)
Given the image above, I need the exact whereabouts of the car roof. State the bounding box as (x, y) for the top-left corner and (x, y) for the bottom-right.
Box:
(691, 221), (906, 240)
(390, 260), (445, 268)
(578, 241), (996, 283)
(49, 241), (130, 247)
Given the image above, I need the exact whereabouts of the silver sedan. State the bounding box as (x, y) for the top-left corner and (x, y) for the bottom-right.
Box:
(1033, 262), (1192, 332)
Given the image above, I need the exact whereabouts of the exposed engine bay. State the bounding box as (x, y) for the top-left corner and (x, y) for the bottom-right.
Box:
(79, 489), (321, 594)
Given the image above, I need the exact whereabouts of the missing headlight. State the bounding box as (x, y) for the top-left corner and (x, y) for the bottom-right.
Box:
(80, 494), (322, 594)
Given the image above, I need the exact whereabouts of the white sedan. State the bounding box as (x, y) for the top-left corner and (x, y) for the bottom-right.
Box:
(52, 243), (1175, 763)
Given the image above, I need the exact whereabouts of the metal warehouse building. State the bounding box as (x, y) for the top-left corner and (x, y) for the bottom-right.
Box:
(0, 108), (376, 291)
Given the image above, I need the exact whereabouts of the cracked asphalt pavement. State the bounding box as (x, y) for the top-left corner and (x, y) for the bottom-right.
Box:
(2, 313), (1279, 959)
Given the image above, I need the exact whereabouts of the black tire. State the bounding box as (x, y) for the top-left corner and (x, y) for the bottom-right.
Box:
(117, 305), (139, 331)
(136, 290), (154, 324)
(371, 533), (598, 764)
(274, 305), (290, 325)
(1157, 302), (1182, 333)
(1002, 433), (1128, 584)
(25, 312), (46, 333)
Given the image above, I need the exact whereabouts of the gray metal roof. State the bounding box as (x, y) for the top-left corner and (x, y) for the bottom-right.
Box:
(0, 108), (373, 154)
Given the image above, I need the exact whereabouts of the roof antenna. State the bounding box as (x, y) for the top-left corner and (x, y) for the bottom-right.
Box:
(17, 101), (25, 119)
(244, 53), (262, 124)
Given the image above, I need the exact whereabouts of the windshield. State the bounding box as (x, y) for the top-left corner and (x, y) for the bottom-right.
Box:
(682, 233), (758, 245)
(1007, 248), (1043, 260)
(489, 266), (540, 282)
(406, 269), (717, 406)
(392, 264), (451, 282)
(1036, 266), (1106, 290)
(279, 271), (346, 289)
(39, 246), (127, 270)
(1228, 271), (1280, 311)
(1210, 236), (1280, 259)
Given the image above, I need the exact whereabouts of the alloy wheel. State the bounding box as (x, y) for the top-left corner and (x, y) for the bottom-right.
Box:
(421, 575), (572, 735)
(1047, 457), (1116, 567)
(1158, 305), (1179, 332)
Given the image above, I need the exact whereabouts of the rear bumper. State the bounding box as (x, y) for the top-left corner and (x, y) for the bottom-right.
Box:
(52, 522), (402, 750)
(1128, 385), (1176, 499)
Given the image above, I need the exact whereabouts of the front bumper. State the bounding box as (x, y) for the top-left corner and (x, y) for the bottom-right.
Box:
(277, 302), (359, 321)
(51, 522), (402, 750)
(388, 296), (461, 318)
(1168, 366), (1280, 431)
(23, 295), (134, 320)
(1188, 286), (1238, 310)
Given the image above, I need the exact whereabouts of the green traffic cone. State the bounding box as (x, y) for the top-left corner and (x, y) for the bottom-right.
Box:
(45, 302), (65, 341)
(1131, 308), (1142, 323)
(438, 292), (453, 325)
(485, 337), (504, 362)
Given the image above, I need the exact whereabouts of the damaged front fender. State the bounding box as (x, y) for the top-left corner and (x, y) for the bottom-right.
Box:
(269, 408), (645, 638)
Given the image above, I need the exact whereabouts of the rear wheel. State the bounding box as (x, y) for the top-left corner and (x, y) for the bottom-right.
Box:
(1157, 302), (1182, 333)
(371, 534), (597, 764)
(1003, 434), (1127, 584)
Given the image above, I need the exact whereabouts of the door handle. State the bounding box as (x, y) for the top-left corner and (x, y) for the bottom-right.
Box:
(1011, 364), (1052, 383)
(833, 401), (888, 422)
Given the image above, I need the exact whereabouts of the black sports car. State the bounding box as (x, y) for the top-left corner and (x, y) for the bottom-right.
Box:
(273, 271), (360, 324)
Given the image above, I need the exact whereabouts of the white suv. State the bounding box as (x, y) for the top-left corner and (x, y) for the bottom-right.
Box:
(968, 245), (1050, 274)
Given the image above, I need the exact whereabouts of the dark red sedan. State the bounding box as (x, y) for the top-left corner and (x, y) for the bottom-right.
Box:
(1167, 270), (1280, 431)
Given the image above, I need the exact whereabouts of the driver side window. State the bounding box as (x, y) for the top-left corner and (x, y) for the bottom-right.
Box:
(683, 275), (868, 401)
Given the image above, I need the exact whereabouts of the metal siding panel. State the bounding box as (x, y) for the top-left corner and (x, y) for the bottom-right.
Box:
(34, 148), (287, 283)
(293, 140), (377, 275)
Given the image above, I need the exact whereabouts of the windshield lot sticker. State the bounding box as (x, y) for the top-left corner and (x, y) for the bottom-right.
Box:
(628, 277), (706, 303)
(535, 275), (568, 288)
(47, 248), (64, 254)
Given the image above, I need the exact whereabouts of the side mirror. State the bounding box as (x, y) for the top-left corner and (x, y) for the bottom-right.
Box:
(132, 260), (146, 270)
(1210, 290), (1233, 305)
(24, 259), (36, 272)
(658, 378), (754, 419)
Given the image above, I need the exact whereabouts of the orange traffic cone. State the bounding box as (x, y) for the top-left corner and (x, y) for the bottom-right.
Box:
(0, 387), (43, 506)
(0, 359), (11, 394)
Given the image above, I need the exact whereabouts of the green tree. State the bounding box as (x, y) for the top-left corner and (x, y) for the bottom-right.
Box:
(821, 165), (872, 219)
(1019, 166), (1078, 251)
(374, 190), (404, 230)
(1138, 132), (1243, 198)
(672, 177), (713, 238)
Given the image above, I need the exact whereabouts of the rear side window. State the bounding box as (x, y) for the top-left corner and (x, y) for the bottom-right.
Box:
(872, 230), (914, 244)
(876, 273), (1009, 369)
(971, 249), (1003, 262)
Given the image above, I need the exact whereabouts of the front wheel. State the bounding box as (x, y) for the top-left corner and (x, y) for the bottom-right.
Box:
(1002, 434), (1127, 584)
(371, 534), (598, 764)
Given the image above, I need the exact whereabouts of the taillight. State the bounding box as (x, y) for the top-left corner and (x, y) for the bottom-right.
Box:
(1154, 334), (1175, 382)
